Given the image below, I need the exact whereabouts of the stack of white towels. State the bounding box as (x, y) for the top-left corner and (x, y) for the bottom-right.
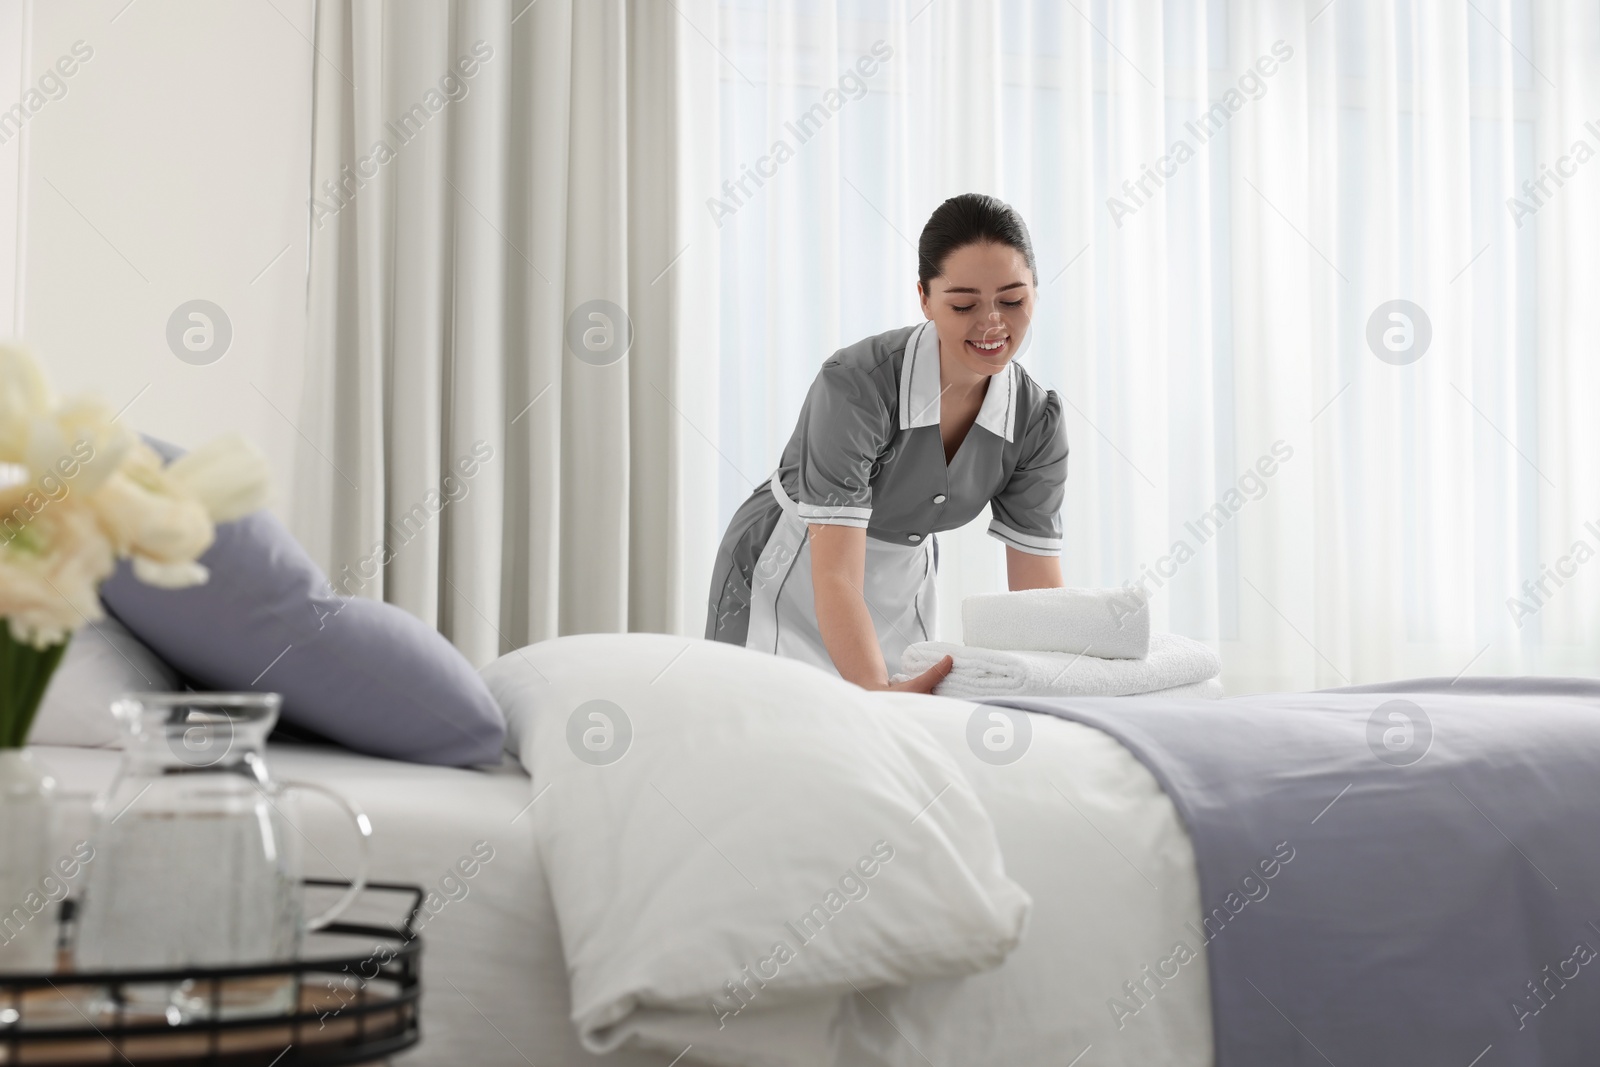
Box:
(893, 587), (1224, 699)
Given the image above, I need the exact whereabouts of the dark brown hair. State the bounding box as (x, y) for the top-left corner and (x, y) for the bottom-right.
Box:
(917, 193), (1038, 295)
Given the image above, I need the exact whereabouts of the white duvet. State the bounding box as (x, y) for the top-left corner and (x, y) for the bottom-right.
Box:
(483, 634), (1034, 1067)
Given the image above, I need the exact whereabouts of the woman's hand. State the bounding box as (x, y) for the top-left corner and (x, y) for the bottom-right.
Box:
(877, 654), (953, 695)
(807, 523), (953, 695)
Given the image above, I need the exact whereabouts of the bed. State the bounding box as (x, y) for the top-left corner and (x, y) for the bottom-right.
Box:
(31, 688), (1215, 1067)
(31, 655), (1600, 1067)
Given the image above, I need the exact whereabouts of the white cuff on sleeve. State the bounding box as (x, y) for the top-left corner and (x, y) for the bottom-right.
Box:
(987, 518), (1062, 556)
(798, 502), (872, 528)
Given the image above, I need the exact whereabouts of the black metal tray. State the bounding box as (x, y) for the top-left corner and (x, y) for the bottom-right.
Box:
(0, 880), (423, 1066)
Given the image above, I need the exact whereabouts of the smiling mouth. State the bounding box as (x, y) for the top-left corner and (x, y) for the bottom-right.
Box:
(966, 337), (1008, 355)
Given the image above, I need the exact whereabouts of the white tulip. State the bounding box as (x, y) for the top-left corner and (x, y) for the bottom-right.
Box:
(0, 343), (271, 643)
(0, 344), (53, 464)
(131, 556), (209, 588)
(166, 433), (272, 522)
(89, 443), (215, 563)
(0, 492), (114, 648)
(25, 397), (134, 496)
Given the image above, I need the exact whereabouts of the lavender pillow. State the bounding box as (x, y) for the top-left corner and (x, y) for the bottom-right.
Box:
(97, 438), (505, 766)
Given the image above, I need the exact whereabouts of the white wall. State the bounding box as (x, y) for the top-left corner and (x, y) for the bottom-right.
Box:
(12, 0), (312, 520)
(0, 0), (29, 333)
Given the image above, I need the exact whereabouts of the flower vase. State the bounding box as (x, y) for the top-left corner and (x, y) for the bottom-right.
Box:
(0, 748), (58, 972)
(0, 624), (70, 973)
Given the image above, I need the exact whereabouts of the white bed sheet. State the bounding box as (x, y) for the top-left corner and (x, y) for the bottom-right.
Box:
(31, 692), (1213, 1067)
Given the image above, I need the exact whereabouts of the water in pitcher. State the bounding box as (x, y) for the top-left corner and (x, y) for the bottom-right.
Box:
(78, 804), (301, 969)
(73, 694), (304, 1021)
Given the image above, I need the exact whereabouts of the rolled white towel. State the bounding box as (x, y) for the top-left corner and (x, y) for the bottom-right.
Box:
(962, 586), (1150, 660)
(895, 632), (1220, 699)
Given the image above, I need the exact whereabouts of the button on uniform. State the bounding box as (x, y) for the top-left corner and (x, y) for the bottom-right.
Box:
(932, 494), (947, 504)
(908, 533), (922, 542)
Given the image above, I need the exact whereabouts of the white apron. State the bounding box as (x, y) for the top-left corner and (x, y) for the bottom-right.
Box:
(744, 470), (938, 679)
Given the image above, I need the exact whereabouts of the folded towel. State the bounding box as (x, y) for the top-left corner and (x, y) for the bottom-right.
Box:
(1140, 676), (1224, 700)
(894, 632), (1221, 699)
(962, 586), (1151, 660)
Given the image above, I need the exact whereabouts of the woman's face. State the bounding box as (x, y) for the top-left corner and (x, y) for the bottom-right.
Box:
(917, 241), (1035, 380)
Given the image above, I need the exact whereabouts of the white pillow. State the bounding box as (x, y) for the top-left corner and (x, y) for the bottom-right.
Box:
(30, 614), (181, 747)
(481, 633), (1031, 1065)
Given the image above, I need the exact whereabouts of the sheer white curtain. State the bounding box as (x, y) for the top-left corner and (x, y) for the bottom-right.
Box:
(681, 0), (1600, 692)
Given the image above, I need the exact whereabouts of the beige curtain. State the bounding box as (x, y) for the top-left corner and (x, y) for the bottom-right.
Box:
(300, 0), (719, 666)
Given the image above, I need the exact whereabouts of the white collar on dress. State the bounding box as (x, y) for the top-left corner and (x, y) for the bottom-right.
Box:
(897, 320), (1016, 442)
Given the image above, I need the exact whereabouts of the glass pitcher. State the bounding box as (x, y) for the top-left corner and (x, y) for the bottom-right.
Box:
(74, 693), (370, 1017)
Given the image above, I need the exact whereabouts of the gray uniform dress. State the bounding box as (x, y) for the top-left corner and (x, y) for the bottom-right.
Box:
(705, 319), (1069, 678)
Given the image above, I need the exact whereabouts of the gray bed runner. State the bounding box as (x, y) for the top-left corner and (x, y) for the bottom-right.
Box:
(988, 680), (1600, 1066)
